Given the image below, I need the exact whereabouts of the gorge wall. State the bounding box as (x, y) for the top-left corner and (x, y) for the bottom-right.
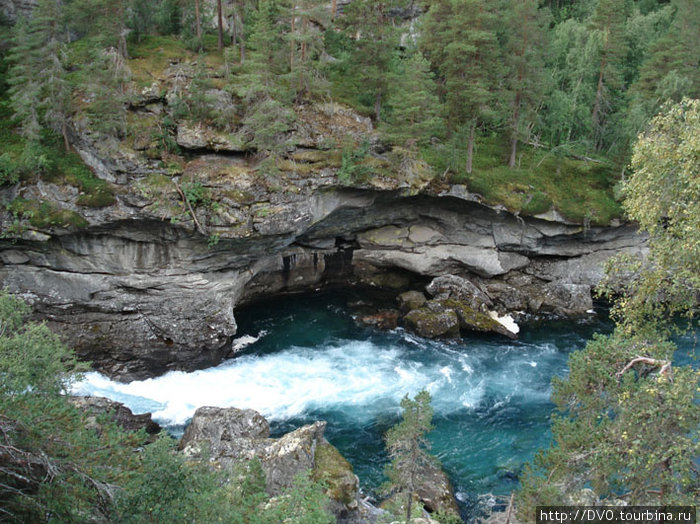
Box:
(0, 179), (645, 380)
(0, 49), (645, 381)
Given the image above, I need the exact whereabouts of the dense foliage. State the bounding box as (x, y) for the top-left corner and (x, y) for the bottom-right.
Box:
(0, 0), (697, 220)
(516, 99), (699, 516)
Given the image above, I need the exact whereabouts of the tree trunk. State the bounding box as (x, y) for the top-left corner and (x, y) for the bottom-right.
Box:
(509, 91), (521, 168)
(240, 9), (246, 63)
(217, 0), (224, 51)
(61, 120), (70, 152)
(375, 92), (382, 122)
(195, 0), (202, 40)
(332, 0), (337, 20)
(466, 123), (475, 174)
(290, 14), (295, 72)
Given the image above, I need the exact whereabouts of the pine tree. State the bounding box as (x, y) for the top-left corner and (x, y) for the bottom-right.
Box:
(384, 390), (436, 524)
(341, 0), (407, 122)
(287, 0), (329, 101)
(7, 0), (73, 151)
(422, 0), (500, 173)
(236, 0), (296, 159)
(384, 50), (443, 147)
(501, 0), (549, 168)
(588, 0), (630, 150)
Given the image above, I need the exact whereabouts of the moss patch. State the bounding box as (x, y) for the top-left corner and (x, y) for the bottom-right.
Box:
(9, 198), (89, 229)
(422, 136), (623, 225)
(312, 442), (356, 505)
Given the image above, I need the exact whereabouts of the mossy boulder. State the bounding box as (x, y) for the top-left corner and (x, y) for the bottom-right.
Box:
(439, 298), (516, 339)
(403, 307), (460, 339)
(397, 290), (428, 313)
(313, 442), (359, 509)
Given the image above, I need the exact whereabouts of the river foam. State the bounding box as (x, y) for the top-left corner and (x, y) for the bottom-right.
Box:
(73, 329), (562, 428)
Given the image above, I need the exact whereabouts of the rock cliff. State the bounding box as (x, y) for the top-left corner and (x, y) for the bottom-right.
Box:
(0, 52), (646, 381)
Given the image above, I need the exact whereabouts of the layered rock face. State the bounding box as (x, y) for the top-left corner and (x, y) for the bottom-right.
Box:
(0, 0), (37, 23)
(0, 50), (645, 381)
(0, 182), (644, 380)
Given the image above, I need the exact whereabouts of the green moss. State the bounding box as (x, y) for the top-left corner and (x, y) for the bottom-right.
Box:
(312, 442), (356, 505)
(422, 136), (623, 225)
(440, 299), (501, 332)
(127, 35), (190, 87)
(9, 198), (89, 229)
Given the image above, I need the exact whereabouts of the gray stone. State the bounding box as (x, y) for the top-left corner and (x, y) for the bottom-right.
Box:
(69, 395), (161, 436)
(178, 406), (359, 514)
(397, 290), (427, 313)
(403, 307), (460, 339)
(426, 274), (493, 311)
(179, 406), (270, 449)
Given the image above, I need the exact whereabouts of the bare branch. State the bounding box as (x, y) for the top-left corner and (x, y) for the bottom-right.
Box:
(616, 356), (673, 383)
(175, 182), (207, 236)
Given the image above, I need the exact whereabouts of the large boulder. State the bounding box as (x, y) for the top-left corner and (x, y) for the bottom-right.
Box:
(403, 306), (460, 339)
(397, 290), (428, 313)
(426, 274), (493, 312)
(179, 406), (359, 513)
(179, 406), (270, 450)
(414, 462), (461, 517)
(439, 298), (517, 339)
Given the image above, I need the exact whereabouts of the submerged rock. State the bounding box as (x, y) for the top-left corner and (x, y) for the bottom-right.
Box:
(357, 309), (401, 330)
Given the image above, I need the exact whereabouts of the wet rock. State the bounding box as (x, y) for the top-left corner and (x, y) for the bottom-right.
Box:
(397, 290), (427, 313)
(403, 307), (460, 339)
(357, 310), (400, 330)
(439, 298), (517, 339)
(426, 274), (493, 312)
(69, 396), (161, 436)
(415, 462), (461, 516)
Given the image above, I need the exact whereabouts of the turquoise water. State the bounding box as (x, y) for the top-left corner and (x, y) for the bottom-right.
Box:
(74, 291), (695, 517)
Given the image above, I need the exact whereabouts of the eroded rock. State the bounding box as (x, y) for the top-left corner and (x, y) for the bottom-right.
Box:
(178, 406), (359, 514)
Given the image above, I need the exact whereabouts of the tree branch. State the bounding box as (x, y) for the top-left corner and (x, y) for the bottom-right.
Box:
(175, 182), (207, 236)
(616, 357), (673, 383)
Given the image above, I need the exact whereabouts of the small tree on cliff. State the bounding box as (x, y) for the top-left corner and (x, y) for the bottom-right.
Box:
(384, 390), (436, 523)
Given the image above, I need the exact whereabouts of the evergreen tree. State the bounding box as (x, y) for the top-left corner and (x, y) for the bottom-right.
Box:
(65, 0), (129, 57)
(384, 390), (436, 524)
(588, 0), (630, 151)
(383, 49), (442, 147)
(287, 0), (329, 101)
(7, 0), (73, 151)
(629, 0), (700, 114)
(84, 48), (129, 138)
(422, 0), (500, 173)
(341, 0), (407, 122)
(501, 0), (549, 168)
(236, 0), (296, 159)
